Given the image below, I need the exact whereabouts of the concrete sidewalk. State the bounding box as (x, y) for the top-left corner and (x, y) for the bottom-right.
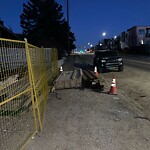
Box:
(24, 87), (150, 150)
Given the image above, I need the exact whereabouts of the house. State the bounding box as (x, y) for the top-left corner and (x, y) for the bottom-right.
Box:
(0, 20), (22, 40)
(120, 31), (129, 50)
(121, 26), (150, 53)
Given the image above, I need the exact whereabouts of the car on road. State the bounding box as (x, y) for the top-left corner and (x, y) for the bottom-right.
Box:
(93, 50), (123, 72)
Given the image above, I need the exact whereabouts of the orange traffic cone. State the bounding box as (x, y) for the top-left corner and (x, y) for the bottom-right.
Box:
(60, 66), (63, 72)
(94, 66), (99, 77)
(109, 77), (117, 95)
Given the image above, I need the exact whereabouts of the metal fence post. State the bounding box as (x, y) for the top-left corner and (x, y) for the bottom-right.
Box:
(24, 38), (38, 132)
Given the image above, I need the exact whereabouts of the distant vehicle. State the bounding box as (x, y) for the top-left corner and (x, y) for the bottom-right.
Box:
(93, 50), (123, 72)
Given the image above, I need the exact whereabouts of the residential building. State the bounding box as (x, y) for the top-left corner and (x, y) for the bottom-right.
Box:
(121, 26), (150, 53)
(120, 31), (129, 50)
(0, 20), (22, 40)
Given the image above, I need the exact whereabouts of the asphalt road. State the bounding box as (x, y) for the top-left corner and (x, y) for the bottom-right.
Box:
(124, 57), (150, 72)
(101, 54), (150, 118)
(73, 53), (150, 118)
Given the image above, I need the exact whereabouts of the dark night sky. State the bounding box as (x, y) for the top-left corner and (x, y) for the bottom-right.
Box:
(0, 0), (150, 49)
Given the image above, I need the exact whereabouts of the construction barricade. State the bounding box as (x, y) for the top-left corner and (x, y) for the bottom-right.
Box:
(0, 38), (58, 150)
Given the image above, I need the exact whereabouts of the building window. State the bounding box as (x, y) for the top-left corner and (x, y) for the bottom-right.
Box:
(146, 28), (150, 37)
(138, 29), (145, 35)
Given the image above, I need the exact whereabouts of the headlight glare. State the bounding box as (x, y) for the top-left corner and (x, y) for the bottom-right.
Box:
(101, 60), (106, 62)
(118, 58), (122, 61)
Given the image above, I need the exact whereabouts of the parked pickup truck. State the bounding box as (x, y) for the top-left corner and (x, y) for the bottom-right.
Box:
(93, 50), (124, 72)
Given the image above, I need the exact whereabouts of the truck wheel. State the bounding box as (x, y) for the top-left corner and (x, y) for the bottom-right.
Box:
(93, 60), (96, 67)
(118, 66), (123, 72)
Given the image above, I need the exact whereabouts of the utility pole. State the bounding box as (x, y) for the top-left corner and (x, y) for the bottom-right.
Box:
(66, 0), (70, 54)
(67, 0), (69, 23)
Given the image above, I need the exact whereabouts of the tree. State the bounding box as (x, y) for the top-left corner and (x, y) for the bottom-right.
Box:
(20, 0), (76, 58)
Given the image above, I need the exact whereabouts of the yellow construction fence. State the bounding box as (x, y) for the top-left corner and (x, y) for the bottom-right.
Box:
(0, 38), (59, 150)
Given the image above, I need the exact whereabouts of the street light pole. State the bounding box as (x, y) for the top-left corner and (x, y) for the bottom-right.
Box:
(101, 32), (106, 49)
(67, 0), (69, 24)
(67, 0), (70, 54)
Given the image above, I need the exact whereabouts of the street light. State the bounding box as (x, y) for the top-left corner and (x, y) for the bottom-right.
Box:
(101, 32), (107, 49)
(114, 36), (117, 39)
(102, 32), (106, 37)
